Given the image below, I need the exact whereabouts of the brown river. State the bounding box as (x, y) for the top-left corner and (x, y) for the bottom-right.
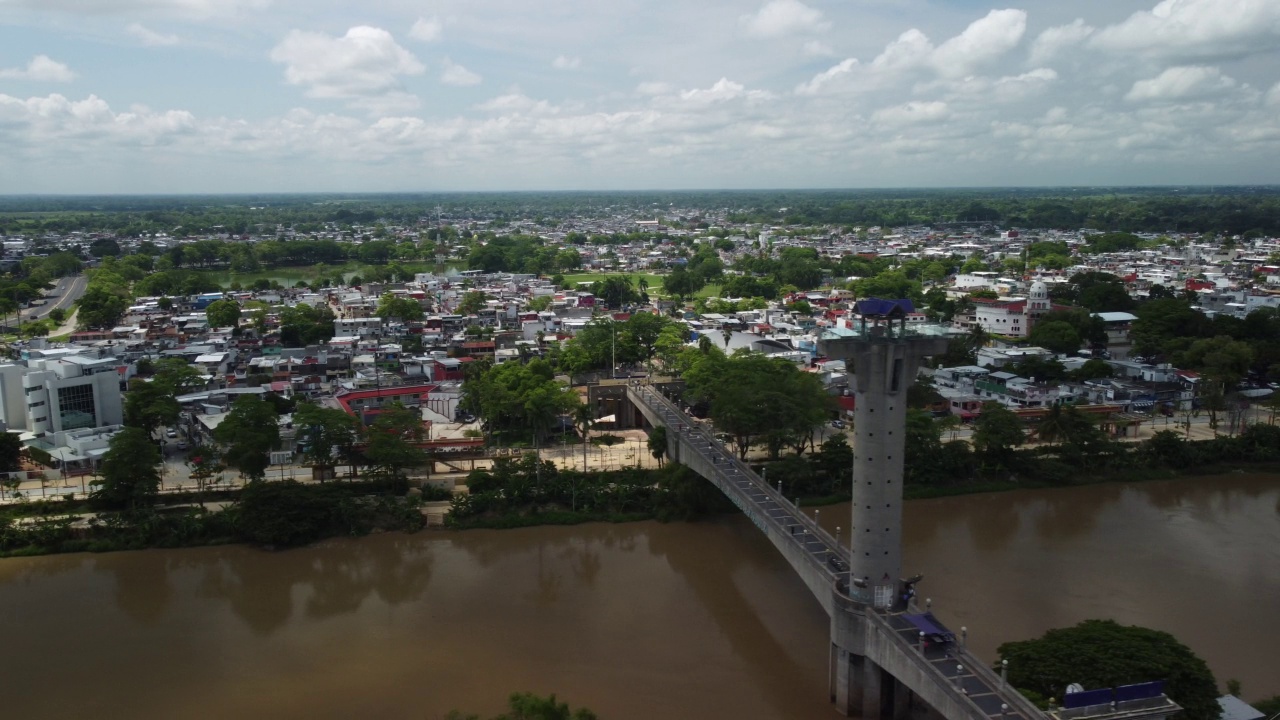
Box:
(2, 473), (1277, 720)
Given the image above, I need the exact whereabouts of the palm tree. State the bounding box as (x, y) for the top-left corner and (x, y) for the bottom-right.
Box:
(574, 403), (595, 472)
(1036, 403), (1068, 446)
(721, 325), (733, 350)
(647, 426), (668, 467)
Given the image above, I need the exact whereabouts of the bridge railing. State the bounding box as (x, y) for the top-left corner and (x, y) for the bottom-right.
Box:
(630, 384), (850, 573)
(832, 589), (1044, 720)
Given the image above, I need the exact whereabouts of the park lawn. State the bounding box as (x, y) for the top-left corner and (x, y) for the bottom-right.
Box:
(563, 272), (722, 303)
(562, 272), (664, 289)
(694, 283), (722, 299)
(202, 261), (464, 289)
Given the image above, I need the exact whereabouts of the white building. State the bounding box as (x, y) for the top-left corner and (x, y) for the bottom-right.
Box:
(0, 355), (124, 435)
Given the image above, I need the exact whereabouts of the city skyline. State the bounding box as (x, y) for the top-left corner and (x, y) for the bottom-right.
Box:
(1, 0), (1279, 194)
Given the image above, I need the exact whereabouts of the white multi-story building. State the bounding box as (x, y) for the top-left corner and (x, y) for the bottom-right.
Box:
(0, 355), (124, 435)
(972, 281), (1052, 339)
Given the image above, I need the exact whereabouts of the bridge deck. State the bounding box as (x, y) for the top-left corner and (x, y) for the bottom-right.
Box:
(630, 384), (847, 574)
(628, 383), (1044, 720)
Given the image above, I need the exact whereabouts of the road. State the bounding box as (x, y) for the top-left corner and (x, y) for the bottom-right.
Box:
(22, 274), (88, 323)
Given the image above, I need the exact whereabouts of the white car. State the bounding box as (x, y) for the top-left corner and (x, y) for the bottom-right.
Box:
(166, 429), (178, 439)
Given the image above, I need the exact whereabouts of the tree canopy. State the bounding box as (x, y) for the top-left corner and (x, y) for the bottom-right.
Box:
(461, 359), (580, 443)
(204, 298), (241, 329)
(683, 348), (832, 459)
(91, 427), (161, 510)
(213, 395), (280, 481)
(997, 619), (1219, 720)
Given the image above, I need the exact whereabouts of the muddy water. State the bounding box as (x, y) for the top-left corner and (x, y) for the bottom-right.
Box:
(819, 473), (1280, 699)
(1, 473), (1277, 719)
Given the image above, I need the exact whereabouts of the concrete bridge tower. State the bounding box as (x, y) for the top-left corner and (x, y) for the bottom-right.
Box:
(818, 298), (949, 717)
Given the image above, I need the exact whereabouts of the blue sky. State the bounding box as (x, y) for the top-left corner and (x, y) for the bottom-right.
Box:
(1, 0), (1278, 194)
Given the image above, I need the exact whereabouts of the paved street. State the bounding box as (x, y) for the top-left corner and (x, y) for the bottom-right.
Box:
(22, 274), (88, 324)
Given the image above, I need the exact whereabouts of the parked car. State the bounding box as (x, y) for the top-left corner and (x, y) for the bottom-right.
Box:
(166, 429), (178, 438)
(177, 441), (188, 451)
(830, 420), (846, 429)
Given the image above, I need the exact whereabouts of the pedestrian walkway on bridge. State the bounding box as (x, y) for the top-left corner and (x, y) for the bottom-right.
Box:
(628, 381), (1052, 720)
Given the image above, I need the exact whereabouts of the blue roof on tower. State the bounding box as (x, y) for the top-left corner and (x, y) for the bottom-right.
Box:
(855, 298), (915, 317)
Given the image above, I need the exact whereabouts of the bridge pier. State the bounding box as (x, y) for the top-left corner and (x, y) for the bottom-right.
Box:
(833, 646), (913, 719)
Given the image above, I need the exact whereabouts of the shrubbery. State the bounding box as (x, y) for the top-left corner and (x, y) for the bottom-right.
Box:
(0, 477), (424, 557)
(448, 453), (733, 527)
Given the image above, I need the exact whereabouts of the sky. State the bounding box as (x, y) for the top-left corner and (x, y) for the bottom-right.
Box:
(1, 0), (1279, 194)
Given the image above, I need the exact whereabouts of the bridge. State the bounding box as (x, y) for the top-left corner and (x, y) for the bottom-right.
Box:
(621, 300), (1182, 720)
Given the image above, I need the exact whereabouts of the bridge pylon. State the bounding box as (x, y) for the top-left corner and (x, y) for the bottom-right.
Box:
(818, 299), (948, 717)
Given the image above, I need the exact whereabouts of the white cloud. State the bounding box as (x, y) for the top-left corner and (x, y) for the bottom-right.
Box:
(476, 91), (552, 114)
(4, 3), (1280, 191)
(635, 81), (671, 96)
(871, 100), (950, 126)
(440, 58), (482, 87)
(1092, 0), (1280, 60)
(872, 28), (932, 72)
(552, 55), (581, 70)
(409, 16), (442, 43)
(1125, 65), (1238, 102)
(679, 77), (770, 104)
(740, 0), (829, 38)
(0, 55), (76, 83)
(1029, 19), (1094, 65)
(270, 26), (424, 108)
(0, 93), (195, 146)
(866, 9), (1026, 79)
(802, 40), (835, 57)
(126, 22), (180, 46)
(931, 9), (1027, 78)
(795, 58), (858, 95)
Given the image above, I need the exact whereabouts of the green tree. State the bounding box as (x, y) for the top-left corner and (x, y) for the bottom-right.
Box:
(997, 619), (1219, 720)
(186, 445), (225, 503)
(972, 402), (1024, 470)
(294, 403), (361, 479)
(47, 307), (66, 325)
(213, 395), (280, 482)
(279, 304), (336, 346)
(364, 402), (427, 482)
(1028, 321), (1082, 355)
(123, 378), (180, 437)
(457, 290), (487, 316)
(75, 286), (128, 329)
(1071, 359), (1114, 381)
(1131, 299), (1210, 358)
(0, 431), (23, 473)
(204, 298), (241, 329)
(462, 359), (579, 443)
(593, 275), (640, 308)
(447, 692), (598, 720)
(91, 427), (161, 510)
(647, 425), (668, 467)
(903, 409), (944, 485)
(375, 293), (424, 323)
(153, 357), (207, 396)
(684, 351), (831, 460)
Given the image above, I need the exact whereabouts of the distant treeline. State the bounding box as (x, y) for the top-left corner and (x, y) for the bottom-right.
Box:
(2, 187), (1279, 235)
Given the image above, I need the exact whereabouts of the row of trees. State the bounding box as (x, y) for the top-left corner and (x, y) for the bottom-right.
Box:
(681, 346), (832, 460)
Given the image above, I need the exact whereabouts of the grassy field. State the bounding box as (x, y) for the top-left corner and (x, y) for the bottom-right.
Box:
(562, 272), (721, 300)
(201, 261), (464, 289)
